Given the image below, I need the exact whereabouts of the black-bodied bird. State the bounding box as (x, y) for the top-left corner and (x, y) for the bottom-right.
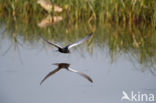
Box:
(40, 63), (93, 85)
(40, 32), (93, 53)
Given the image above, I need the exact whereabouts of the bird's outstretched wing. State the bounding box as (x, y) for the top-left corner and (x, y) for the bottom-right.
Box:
(40, 35), (62, 49)
(66, 32), (93, 49)
(40, 68), (61, 85)
(67, 67), (93, 83)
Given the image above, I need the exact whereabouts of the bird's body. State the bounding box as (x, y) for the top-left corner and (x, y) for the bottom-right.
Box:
(40, 63), (93, 85)
(58, 47), (70, 53)
(40, 32), (93, 53)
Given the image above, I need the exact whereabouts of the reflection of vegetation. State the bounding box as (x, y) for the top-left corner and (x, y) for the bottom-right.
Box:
(38, 15), (62, 28)
(0, 0), (156, 72)
(95, 24), (156, 73)
(0, 15), (155, 73)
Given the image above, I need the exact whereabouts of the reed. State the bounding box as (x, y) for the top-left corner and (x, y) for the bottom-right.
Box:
(0, 0), (156, 26)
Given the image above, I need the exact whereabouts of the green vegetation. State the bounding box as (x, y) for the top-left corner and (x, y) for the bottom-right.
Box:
(0, 0), (156, 26)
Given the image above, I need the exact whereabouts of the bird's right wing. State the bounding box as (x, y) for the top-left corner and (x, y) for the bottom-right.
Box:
(67, 32), (93, 49)
(40, 68), (61, 85)
(40, 35), (62, 49)
(68, 67), (93, 83)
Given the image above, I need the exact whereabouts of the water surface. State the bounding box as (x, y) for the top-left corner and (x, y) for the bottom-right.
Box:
(0, 20), (156, 103)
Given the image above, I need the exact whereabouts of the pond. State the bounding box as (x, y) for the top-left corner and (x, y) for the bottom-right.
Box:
(0, 2), (156, 102)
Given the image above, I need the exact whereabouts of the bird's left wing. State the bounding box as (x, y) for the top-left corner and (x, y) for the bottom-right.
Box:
(40, 35), (62, 49)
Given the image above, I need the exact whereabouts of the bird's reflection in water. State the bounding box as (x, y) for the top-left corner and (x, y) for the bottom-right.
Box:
(40, 63), (93, 85)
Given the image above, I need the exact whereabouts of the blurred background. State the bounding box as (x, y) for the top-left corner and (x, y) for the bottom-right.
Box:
(0, 0), (156, 103)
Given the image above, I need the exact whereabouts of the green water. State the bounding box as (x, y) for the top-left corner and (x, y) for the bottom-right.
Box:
(0, 13), (156, 71)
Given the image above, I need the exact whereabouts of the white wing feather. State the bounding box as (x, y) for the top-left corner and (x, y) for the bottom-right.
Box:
(67, 32), (93, 49)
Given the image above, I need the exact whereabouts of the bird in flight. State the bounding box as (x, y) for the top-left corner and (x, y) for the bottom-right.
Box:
(40, 32), (93, 53)
(40, 63), (93, 85)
